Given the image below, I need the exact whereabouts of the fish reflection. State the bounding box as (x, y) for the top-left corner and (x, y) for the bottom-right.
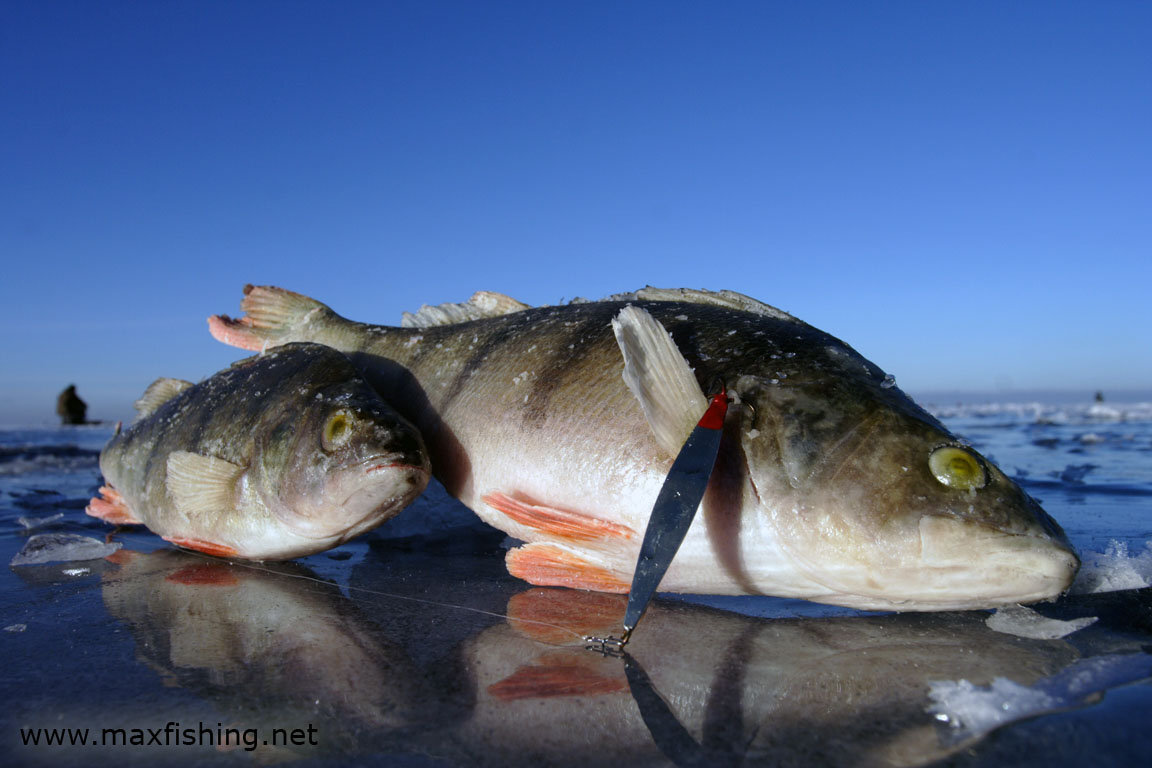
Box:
(455, 589), (1092, 768)
(99, 547), (1148, 767)
(99, 549), (450, 758)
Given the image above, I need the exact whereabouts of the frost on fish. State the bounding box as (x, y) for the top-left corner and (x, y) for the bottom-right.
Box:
(207, 285), (1080, 610)
(11, 533), (121, 566)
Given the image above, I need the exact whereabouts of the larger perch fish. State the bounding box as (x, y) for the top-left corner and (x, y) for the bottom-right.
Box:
(209, 286), (1078, 609)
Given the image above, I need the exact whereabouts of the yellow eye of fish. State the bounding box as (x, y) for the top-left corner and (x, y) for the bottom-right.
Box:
(929, 446), (987, 490)
(323, 411), (352, 450)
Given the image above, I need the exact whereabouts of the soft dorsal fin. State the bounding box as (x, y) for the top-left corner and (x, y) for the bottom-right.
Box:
(166, 451), (244, 520)
(611, 305), (708, 458)
(601, 286), (799, 322)
(134, 378), (194, 419)
(401, 291), (531, 328)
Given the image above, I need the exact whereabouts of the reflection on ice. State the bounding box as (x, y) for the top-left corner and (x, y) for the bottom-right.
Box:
(100, 550), (447, 758)
(93, 545), (1152, 767)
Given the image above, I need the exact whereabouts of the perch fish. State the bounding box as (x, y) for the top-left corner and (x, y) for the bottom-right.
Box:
(208, 286), (1078, 608)
(88, 342), (429, 559)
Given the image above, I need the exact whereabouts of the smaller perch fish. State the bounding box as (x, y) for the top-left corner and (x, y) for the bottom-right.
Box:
(87, 343), (430, 559)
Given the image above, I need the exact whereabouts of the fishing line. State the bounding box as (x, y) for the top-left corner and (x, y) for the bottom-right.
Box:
(128, 539), (590, 646)
(29, 477), (590, 644)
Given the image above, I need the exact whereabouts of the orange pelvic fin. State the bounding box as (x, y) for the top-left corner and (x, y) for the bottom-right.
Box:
(165, 563), (241, 586)
(162, 536), (239, 558)
(85, 485), (142, 525)
(483, 491), (635, 543)
(506, 543), (629, 593)
(488, 653), (627, 701)
(507, 588), (625, 644)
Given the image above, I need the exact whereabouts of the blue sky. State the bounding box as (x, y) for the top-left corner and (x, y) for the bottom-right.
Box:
(2, 1), (1149, 424)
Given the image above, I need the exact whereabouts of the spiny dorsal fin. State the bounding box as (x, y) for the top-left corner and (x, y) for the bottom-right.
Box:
(401, 291), (531, 328)
(133, 378), (194, 419)
(612, 305), (708, 458)
(601, 286), (799, 322)
(166, 451), (244, 520)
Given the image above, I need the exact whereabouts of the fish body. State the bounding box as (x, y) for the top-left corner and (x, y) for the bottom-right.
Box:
(209, 287), (1078, 607)
(88, 342), (429, 559)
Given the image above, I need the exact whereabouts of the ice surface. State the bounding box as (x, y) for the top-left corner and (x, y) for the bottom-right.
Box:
(985, 605), (1096, 639)
(921, 399), (1152, 424)
(0, 444), (101, 475)
(929, 655), (1152, 740)
(1070, 539), (1152, 594)
(1055, 463), (1096, 483)
(10, 533), (121, 566)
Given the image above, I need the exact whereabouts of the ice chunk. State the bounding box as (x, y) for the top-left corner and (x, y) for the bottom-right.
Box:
(986, 605), (1096, 639)
(4, 624), (27, 632)
(16, 513), (64, 530)
(10, 533), (121, 566)
(1070, 539), (1152, 594)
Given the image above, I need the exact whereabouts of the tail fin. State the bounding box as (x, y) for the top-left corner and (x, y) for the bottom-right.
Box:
(208, 284), (330, 351)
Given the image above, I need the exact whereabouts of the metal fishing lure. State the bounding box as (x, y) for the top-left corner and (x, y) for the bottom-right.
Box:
(588, 385), (730, 651)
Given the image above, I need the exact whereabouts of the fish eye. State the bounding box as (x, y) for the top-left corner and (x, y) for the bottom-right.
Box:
(322, 410), (353, 451)
(928, 446), (987, 490)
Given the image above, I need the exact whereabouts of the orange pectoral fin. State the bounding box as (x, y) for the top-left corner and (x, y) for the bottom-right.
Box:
(506, 543), (630, 593)
(162, 536), (239, 558)
(86, 485), (143, 525)
(483, 492), (635, 543)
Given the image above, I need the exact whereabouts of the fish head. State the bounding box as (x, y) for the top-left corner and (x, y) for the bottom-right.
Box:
(256, 382), (430, 541)
(732, 374), (1078, 610)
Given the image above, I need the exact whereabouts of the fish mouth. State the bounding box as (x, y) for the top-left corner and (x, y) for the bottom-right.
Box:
(283, 461), (429, 541)
(854, 516), (1082, 611)
(364, 461), (428, 475)
(776, 515), (1081, 612)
